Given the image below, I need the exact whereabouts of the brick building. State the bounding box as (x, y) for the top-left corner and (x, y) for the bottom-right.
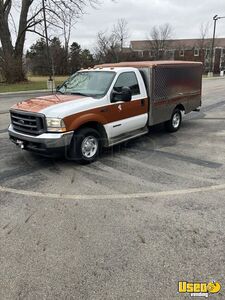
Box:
(130, 38), (225, 73)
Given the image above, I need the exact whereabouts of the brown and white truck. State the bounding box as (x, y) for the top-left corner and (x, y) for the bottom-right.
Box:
(8, 61), (202, 163)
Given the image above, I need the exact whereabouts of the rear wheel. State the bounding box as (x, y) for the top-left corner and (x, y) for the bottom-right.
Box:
(164, 109), (182, 132)
(70, 127), (101, 164)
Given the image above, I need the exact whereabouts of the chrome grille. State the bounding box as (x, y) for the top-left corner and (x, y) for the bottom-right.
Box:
(10, 110), (45, 135)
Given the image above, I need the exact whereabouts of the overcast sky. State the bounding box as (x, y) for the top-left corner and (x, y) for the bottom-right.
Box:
(25, 0), (225, 50)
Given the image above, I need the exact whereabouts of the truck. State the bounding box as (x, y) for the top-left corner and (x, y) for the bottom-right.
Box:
(8, 61), (202, 163)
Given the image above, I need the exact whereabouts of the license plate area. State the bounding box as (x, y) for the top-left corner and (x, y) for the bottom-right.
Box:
(16, 139), (25, 149)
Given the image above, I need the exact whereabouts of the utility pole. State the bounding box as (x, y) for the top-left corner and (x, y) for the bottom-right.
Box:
(120, 38), (123, 52)
(42, 0), (53, 91)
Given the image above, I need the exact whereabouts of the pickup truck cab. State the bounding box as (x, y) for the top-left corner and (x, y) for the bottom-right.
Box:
(8, 61), (202, 163)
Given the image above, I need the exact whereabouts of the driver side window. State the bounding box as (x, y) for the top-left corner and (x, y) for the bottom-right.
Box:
(114, 72), (140, 96)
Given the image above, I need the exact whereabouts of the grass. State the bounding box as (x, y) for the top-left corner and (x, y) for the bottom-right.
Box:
(0, 75), (68, 93)
(1, 74), (223, 93)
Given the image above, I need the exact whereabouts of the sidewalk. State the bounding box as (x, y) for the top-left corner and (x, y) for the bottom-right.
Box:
(0, 90), (51, 113)
(0, 89), (50, 96)
(203, 75), (225, 80)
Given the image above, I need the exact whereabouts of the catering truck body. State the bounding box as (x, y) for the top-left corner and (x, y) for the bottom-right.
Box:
(8, 61), (202, 163)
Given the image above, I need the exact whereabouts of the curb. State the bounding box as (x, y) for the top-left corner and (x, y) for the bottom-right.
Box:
(203, 76), (225, 80)
(0, 89), (51, 96)
(0, 111), (9, 114)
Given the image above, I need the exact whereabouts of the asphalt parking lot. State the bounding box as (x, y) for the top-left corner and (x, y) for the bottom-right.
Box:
(0, 78), (225, 299)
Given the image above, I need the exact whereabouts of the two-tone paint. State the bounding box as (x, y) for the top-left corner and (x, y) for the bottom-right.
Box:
(11, 67), (149, 144)
(8, 61), (202, 157)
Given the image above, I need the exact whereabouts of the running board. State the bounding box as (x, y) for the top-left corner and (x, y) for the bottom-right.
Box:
(108, 127), (149, 147)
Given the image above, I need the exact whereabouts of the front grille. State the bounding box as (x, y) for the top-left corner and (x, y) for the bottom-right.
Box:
(10, 110), (46, 136)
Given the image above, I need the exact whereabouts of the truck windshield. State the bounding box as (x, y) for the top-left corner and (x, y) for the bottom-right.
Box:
(58, 71), (116, 98)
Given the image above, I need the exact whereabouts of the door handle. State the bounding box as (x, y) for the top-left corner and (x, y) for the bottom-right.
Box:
(113, 124), (122, 128)
(100, 108), (109, 113)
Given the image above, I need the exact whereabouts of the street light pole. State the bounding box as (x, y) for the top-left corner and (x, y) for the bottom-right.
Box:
(209, 15), (218, 74)
(209, 15), (225, 75)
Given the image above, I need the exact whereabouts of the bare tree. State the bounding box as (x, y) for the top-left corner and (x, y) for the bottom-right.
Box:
(198, 22), (211, 72)
(149, 23), (173, 60)
(198, 22), (210, 49)
(95, 31), (111, 59)
(95, 19), (129, 63)
(59, 11), (77, 74)
(0, 0), (100, 83)
(113, 18), (129, 50)
(94, 30), (120, 63)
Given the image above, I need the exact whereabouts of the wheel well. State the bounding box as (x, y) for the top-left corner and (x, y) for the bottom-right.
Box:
(175, 104), (185, 113)
(76, 122), (108, 147)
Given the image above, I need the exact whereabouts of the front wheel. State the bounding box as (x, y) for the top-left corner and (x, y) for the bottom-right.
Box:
(69, 127), (101, 164)
(164, 109), (182, 132)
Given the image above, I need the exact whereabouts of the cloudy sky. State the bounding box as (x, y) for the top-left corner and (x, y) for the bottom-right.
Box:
(25, 0), (225, 50)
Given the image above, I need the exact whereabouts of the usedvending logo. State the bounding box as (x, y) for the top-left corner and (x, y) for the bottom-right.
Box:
(178, 281), (221, 298)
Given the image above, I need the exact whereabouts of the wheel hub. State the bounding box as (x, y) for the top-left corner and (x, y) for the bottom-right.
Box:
(172, 113), (180, 128)
(81, 136), (98, 158)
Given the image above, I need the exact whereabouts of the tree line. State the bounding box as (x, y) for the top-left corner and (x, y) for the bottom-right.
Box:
(25, 18), (131, 76)
(0, 0), (212, 83)
(26, 38), (94, 76)
(0, 13), (138, 80)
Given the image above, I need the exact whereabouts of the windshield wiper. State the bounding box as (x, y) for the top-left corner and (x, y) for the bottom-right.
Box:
(56, 82), (67, 95)
(56, 90), (64, 95)
(71, 92), (89, 97)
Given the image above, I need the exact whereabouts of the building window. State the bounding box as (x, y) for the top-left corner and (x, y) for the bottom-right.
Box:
(194, 48), (199, 56)
(143, 50), (149, 57)
(205, 48), (210, 58)
(165, 50), (175, 60)
(150, 50), (154, 57)
(179, 49), (184, 57)
(137, 51), (143, 57)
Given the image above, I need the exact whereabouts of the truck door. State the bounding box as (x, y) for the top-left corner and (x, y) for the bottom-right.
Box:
(106, 71), (148, 138)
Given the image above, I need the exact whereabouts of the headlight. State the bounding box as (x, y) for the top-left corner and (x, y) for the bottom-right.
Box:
(46, 118), (66, 132)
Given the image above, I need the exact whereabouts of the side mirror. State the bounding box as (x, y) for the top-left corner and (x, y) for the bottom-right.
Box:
(111, 86), (132, 103)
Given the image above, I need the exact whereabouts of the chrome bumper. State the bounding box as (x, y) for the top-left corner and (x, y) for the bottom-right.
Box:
(8, 124), (73, 149)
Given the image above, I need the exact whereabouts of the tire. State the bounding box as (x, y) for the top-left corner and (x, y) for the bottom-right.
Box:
(164, 109), (182, 132)
(69, 127), (101, 164)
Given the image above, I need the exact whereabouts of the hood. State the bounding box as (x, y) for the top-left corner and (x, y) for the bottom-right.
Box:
(11, 94), (104, 118)
(11, 94), (86, 114)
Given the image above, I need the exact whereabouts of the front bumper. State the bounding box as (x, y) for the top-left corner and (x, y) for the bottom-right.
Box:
(8, 124), (73, 157)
